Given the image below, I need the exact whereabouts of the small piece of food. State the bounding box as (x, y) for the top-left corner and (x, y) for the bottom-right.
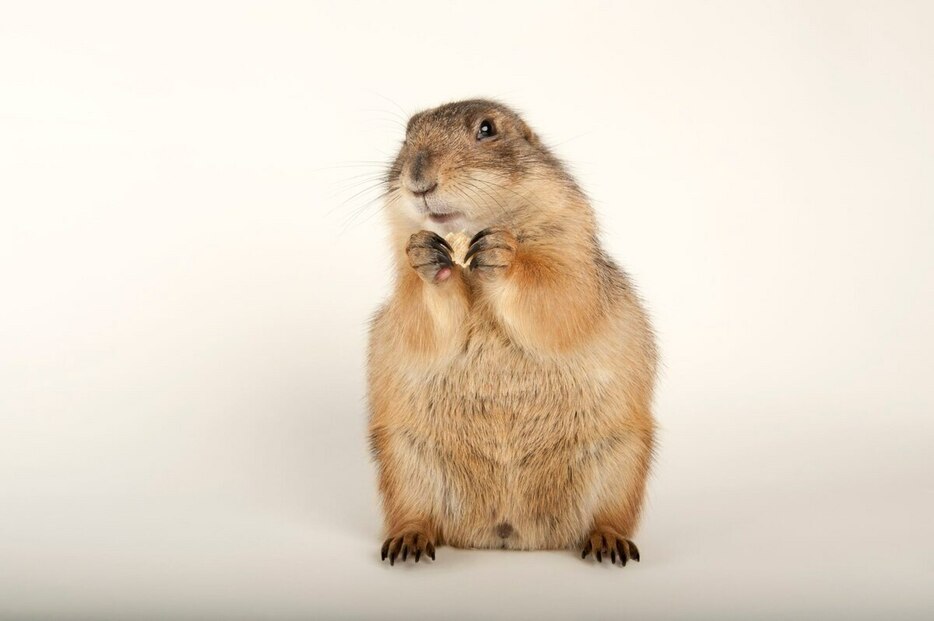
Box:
(444, 231), (471, 267)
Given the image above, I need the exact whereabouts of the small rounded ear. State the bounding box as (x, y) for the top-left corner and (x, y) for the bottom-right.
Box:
(513, 117), (539, 145)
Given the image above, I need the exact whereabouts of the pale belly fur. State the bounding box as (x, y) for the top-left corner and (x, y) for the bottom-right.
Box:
(394, 327), (622, 550)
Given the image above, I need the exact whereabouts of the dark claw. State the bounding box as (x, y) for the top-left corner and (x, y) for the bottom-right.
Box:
(581, 540), (592, 559)
(426, 541), (435, 561)
(413, 259), (451, 271)
(381, 537), (391, 561)
(415, 548), (421, 562)
(469, 227), (493, 247)
(629, 541), (640, 562)
(428, 236), (452, 258)
(463, 238), (485, 264)
(389, 540), (399, 566)
(469, 257), (510, 271)
(414, 239), (453, 270)
(409, 231), (452, 253)
(465, 225), (515, 270)
(433, 232), (453, 252)
(465, 239), (513, 263)
(465, 228), (513, 266)
(610, 547), (617, 564)
(401, 543), (408, 562)
(616, 539), (627, 566)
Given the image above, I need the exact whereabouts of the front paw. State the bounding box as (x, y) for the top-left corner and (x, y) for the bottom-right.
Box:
(406, 230), (454, 283)
(581, 528), (640, 567)
(381, 530), (436, 566)
(464, 228), (517, 276)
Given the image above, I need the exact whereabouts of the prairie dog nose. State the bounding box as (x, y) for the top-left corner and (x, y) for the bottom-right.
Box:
(406, 149), (437, 194)
(410, 181), (437, 197)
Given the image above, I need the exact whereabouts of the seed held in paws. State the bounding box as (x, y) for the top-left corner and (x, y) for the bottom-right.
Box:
(443, 231), (471, 267)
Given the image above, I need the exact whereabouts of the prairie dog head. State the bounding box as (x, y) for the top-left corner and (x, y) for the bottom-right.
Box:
(385, 99), (577, 236)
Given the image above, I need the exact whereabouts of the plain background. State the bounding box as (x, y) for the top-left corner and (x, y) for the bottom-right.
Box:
(1, 1), (932, 619)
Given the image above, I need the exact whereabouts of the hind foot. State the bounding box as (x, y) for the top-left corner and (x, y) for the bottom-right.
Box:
(580, 528), (640, 567)
(381, 529), (436, 566)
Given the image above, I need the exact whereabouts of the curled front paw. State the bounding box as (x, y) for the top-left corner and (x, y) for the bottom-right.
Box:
(464, 228), (517, 275)
(581, 529), (640, 567)
(381, 530), (436, 566)
(406, 230), (455, 283)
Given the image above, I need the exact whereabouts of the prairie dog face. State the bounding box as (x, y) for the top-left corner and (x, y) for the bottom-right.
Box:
(386, 99), (552, 235)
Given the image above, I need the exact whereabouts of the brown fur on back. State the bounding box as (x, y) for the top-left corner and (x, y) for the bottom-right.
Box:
(367, 99), (657, 554)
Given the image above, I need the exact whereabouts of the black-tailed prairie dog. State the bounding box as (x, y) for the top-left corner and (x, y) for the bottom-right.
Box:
(367, 99), (657, 566)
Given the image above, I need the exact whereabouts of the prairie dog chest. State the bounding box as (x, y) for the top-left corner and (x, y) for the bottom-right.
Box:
(411, 331), (603, 461)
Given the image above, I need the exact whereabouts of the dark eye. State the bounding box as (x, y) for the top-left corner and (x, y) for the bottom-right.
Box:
(476, 119), (496, 140)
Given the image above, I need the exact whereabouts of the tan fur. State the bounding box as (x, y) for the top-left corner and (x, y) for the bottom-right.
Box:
(367, 100), (657, 562)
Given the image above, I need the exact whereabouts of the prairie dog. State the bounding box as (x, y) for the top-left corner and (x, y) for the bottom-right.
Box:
(367, 99), (657, 566)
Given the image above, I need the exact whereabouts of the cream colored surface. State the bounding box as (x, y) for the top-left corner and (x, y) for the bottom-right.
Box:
(444, 232), (472, 267)
(1, 1), (932, 620)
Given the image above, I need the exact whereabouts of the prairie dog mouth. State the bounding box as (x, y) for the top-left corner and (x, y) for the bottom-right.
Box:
(428, 211), (461, 223)
(417, 195), (463, 223)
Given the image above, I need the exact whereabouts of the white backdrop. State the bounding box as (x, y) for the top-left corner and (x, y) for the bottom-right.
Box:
(1, 1), (931, 619)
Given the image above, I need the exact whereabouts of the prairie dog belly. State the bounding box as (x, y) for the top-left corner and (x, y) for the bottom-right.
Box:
(406, 333), (609, 549)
